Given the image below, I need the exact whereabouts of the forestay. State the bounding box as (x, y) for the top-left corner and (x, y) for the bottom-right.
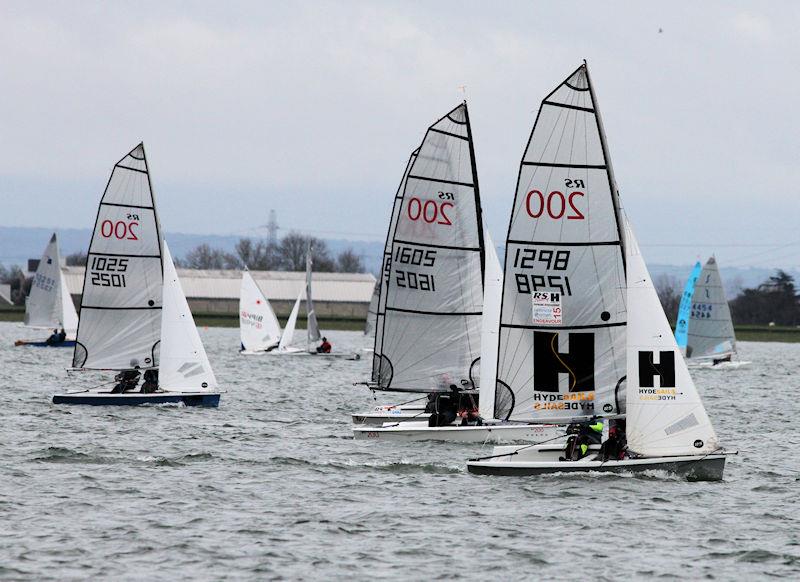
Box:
(305, 252), (321, 344)
(159, 242), (217, 391)
(496, 63), (627, 422)
(674, 260), (702, 353)
(73, 143), (163, 370)
(625, 220), (719, 456)
(373, 102), (485, 393)
(240, 270), (281, 351)
(687, 257), (736, 360)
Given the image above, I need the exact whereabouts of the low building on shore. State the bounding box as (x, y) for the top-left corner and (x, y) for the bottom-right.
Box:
(62, 267), (376, 320)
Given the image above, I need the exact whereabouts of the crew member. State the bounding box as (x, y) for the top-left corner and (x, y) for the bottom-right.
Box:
(45, 329), (60, 345)
(317, 337), (332, 353)
(57, 328), (67, 343)
(561, 418), (604, 461)
(141, 369), (159, 394)
(600, 425), (626, 461)
(111, 369), (141, 394)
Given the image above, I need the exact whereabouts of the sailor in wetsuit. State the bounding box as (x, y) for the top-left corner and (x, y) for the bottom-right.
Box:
(141, 369), (159, 393)
(111, 370), (141, 394)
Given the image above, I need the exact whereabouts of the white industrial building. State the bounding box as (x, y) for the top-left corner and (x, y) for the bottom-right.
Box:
(62, 267), (376, 319)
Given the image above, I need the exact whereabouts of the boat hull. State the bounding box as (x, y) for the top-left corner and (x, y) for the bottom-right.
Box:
(353, 421), (563, 443)
(15, 340), (76, 348)
(467, 445), (727, 481)
(351, 405), (428, 426)
(52, 392), (221, 407)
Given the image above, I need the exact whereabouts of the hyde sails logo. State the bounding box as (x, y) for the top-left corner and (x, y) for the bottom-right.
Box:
(637, 350), (678, 401)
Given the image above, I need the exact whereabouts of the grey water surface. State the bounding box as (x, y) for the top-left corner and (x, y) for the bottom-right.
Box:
(1, 322), (798, 580)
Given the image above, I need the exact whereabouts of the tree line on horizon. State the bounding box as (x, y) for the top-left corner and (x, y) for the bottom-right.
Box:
(655, 269), (799, 327)
(0, 232), (366, 306)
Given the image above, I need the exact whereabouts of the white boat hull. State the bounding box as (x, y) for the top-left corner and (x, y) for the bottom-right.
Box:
(353, 421), (564, 443)
(467, 444), (729, 481)
(351, 405), (428, 426)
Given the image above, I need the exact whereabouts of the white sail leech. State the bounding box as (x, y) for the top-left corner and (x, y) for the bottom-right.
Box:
(159, 242), (218, 392)
(687, 257), (737, 360)
(624, 219), (719, 456)
(239, 270), (282, 352)
(373, 103), (485, 393)
(72, 143), (163, 370)
(496, 64), (627, 423)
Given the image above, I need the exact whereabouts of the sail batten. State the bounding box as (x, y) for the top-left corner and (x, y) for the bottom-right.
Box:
(495, 63), (627, 422)
(372, 103), (485, 393)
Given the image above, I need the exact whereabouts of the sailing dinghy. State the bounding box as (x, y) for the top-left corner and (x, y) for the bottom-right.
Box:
(52, 144), (221, 407)
(683, 257), (748, 369)
(351, 103), (561, 442)
(305, 249), (360, 360)
(467, 64), (733, 480)
(14, 233), (79, 347)
(239, 270), (303, 354)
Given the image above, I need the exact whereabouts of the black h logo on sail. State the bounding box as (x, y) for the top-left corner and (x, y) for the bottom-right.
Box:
(533, 331), (594, 392)
(638, 351), (675, 388)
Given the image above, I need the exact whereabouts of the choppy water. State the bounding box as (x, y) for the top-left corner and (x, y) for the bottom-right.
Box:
(1, 321), (799, 580)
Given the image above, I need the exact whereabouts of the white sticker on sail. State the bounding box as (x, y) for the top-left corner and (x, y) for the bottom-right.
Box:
(532, 292), (562, 325)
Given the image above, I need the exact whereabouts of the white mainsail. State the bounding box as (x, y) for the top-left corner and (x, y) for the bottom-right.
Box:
(373, 102), (485, 393)
(478, 229), (502, 419)
(159, 242), (218, 391)
(73, 143), (163, 370)
(25, 233), (77, 333)
(496, 63), (627, 422)
(279, 292), (303, 351)
(364, 282), (379, 336)
(239, 270), (281, 352)
(625, 220), (719, 456)
(305, 251), (321, 345)
(687, 257), (736, 360)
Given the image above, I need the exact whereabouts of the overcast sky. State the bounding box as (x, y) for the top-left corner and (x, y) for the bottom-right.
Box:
(1, 1), (798, 267)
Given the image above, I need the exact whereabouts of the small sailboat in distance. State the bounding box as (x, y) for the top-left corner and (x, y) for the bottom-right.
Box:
(467, 63), (733, 480)
(52, 143), (221, 406)
(684, 257), (749, 369)
(306, 247), (360, 359)
(239, 269), (285, 354)
(14, 233), (78, 347)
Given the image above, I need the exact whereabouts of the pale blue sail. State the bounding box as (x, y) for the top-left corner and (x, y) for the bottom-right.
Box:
(674, 260), (702, 351)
